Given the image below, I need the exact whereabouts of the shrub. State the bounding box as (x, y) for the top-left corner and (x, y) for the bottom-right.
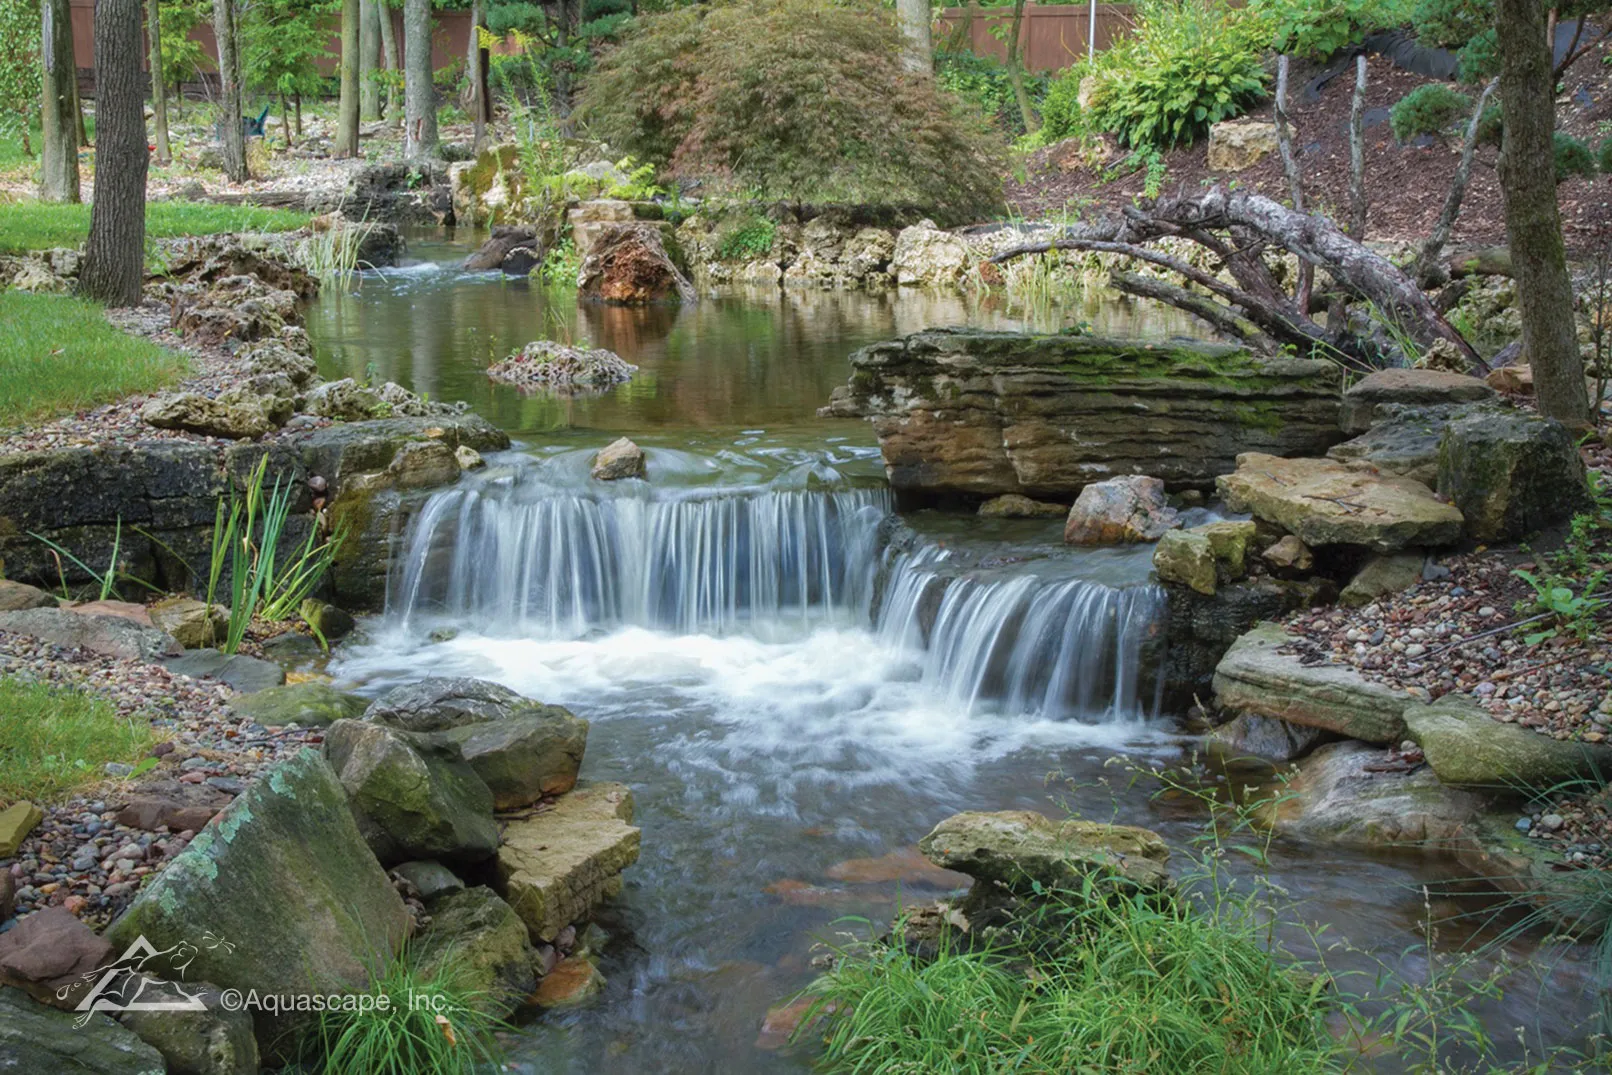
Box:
(579, 0), (1006, 223)
(714, 215), (776, 261)
(936, 48), (1048, 137)
(1475, 101), (1503, 146)
(1254, 0), (1414, 59)
(1389, 83), (1473, 142)
(1086, 0), (1269, 149)
(1037, 64), (1089, 144)
(1555, 131), (1597, 182)
(1411, 0), (1500, 82)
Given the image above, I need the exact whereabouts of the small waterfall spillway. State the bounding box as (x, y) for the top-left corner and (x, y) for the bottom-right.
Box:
(376, 460), (1167, 723)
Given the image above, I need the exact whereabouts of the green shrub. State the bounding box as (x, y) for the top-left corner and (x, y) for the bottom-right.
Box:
(1254, 0), (1414, 59)
(935, 48), (1048, 137)
(714, 215), (776, 261)
(1599, 137), (1612, 175)
(579, 0), (1006, 223)
(1410, 0), (1500, 81)
(535, 237), (580, 287)
(0, 677), (158, 802)
(1037, 64), (1089, 144)
(1086, 0), (1269, 149)
(1389, 83), (1472, 142)
(1555, 131), (1597, 182)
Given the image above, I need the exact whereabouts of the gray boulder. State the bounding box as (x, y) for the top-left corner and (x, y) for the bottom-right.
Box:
(0, 608), (179, 660)
(1436, 406), (1589, 542)
(105, 749), (409, 1056)
(162, 649), (285, 693)
(1405, 694), (1612, 789)
(304, 378), (385, 421)
(1340, 368), (1494, 433)
(365, 676), (536, 730)
(118, 979), (259, 1075)
(1339, 552), (1424, 608)
(140, 388), (283, 440)
(0, 580), (56, 611)
(411, 886), (537, 1016)
(391, 859), (465, 903)
(918, 810), (1171, 894)
(0, 986), (166, 1074)
(231, 681), (368, 727)
(1206, 712), (1333, 763)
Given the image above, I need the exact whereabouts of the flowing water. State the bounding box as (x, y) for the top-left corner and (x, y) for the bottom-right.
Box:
(306, 235), (1600, 1072)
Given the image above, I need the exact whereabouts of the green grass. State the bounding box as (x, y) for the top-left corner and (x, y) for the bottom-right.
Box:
(0, 676), (158, 802)
(0, 291), (190, 427)
(0, 199), (311, 254)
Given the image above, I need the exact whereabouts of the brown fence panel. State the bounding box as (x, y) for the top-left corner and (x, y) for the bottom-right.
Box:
(936, 3), (1135, 73)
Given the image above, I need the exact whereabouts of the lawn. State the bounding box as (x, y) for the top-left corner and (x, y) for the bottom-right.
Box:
(0, 676), (158, 802)
(0, 291), (190, 427)
(0, 199), (311, 254)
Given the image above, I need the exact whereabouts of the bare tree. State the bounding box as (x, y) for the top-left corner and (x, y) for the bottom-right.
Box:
(212, 0), (246, 181)
(1347, 55), (1367, 240)
(1495, 0), (1590, 426)
(897, 0), (933, 75)
(146, 0), (170, 163)
(1003, 0), (1037, 133)
(1272, 55), (1311, 312)
(379, 0), (400, 127)
(403, 0), (438, 160)
(467, 0), (487, 148)
(360, 0), (380, 120)
(80, 0), (148, 306)
(1413, 78), (1498, 285)
(39, 0), (78, 202)
(336, 0), (360, 157)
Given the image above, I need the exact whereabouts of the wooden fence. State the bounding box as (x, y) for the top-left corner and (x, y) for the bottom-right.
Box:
(937, 3), (1136, 72)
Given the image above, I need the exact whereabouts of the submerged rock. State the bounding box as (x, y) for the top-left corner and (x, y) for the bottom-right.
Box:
(592, 437), (647, 481)
(918, 810), (1171, 894)
(496, 783), (641, 941)
(1063, 475), (1178, 544)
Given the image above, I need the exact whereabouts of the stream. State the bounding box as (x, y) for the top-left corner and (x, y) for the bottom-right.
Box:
(303, 232), (1599, 1072)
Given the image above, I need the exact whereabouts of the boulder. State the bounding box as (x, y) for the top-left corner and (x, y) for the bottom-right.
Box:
(891, 221), (970, 288)
(1435, 406), (1589, 543)
(162, 649), (285, 693)
(411, 886), (537, 1016)
(231, 681), (367, 727)
(148, 596), (229, 649)
(324, 719), (499, 865)
(0, 608), (179, 661)
(488, 340), (637, 392)
(1326, 406), (1452, 485)
(1195, 519), (1257, 578)
(1063, 475), (1178, 544)
(569, 199), (636, 258)
(303, 377), (385, 421)
(455, 445), (485, 470)
(438, 708), (589, 809)
(1212, 622), (1413, 743)
(1207, 120), (1280, 171)
(592, 437), (648, 481)
(140, 389), (286, 440)
(822, 330), (1342, 499)
(1340, 368), (1494, 434)
(1339, 552), (1424, 607)
(365, 676), (548, 730)
(391, 860), (465, 903)
(578, 222), (694, 305)
(0, 580), (56, 611)
(0, 907), (114, 1008)
(532, 956), (604, 1008)
(387, 438), (461, 490)
(0, 986), (167, 1074)
(238, 340), (318, 387)
(117, 979), (260, 1075)
(1217, 453), (1464, 552)
(1262, 534), (1314, 573)
(0, 800), (43, 857)
(918, 810), (1171, 894)
(496, 783), (641, 941)
(977, 493), (1066, 518)
(840, 228), (897, 286)
(1162, 576), (1333, 707)
(1153, 529), (1217, 595)
(114, 794), (222, 833)
(298, 599), (355, 641)
(1405, 695), (1612, 789)
(1261, 741), (1485, 850)
(105, 749), (409, 1054)
(1206, 712), (1333, 763)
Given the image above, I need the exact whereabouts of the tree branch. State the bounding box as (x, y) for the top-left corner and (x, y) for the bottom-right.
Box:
(1108, 272), (1275, 349)
(1414, 77), (1499, 287)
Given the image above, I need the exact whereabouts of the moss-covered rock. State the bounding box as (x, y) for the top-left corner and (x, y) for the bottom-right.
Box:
(1405, 695), (1612, 789)
(1153, 529), (1217, 595)
(411, 886), (537, 1017)
(232, 681), (368, 727)
(0, 986), (166, 1074)
(1435, 406), (1589, 543)
(918, 810), (1171, 894)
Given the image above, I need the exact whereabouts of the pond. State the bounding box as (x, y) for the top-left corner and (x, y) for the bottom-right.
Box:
(303, 232), (1598, 1072)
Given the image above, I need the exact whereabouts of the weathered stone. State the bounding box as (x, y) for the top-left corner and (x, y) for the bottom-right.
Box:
(1218, 453), (1463, 552)
(1212, 622), (1412, 743)
(1207, 120), (1280, 171)
(304, 378), (385, 421)
(1435, 406), (1589, 543)
(1405, 695), (1612, 789)
(114, 795), (221, 833)
(299, 599), (355, 641)
(1326, 406), (1455, 485)
(1261, 741), (1484, 849)
(0, 986), (167, 1074)
(66, 599), (153, 625)
(1064, 475), (1178, 544)
(365, 676), (544, 731)
(977, 493), (1066, 518)
(531, 956), (605, 1008)
(1454, 814), (1612, 934)
(232, 681), (367, 727)
(1195, 519), (1257, 578)
(591, 437), (648, 481)
(162, 649), (285, 693)
(148, 596), (229, 649)
(496, 783), (641, 941)
(918, 810), (1171, 893)
(455, 445), (485, 470)
(1206, 712), (1332, 763)
(105, 749), (409, 1055)
(0, 580), (56, 611)
(413, 887), (537, 1016)
(0, 907), (113, 1008)
(374, 382), (438, 418)
(391, 860), (465, 903)
(1162, 577), (1333, 707)
(891, 221), (971, 288)
(325, 719), (499, 865)
(118, 979), (260, 1075)
(387, 439), (461, 489)
(578, 222), (692, 305)
(823, 331), (1342, 499)
(1153, 529), (1217, 595)
(238, 340), (318, 387)
(1339, 552), (1424, 607)
(569, 199), (635, 258)
(1340, 368), (1494, 433)
(488, 340), (637, 392)
(1262, 534), (1314, 572)
(141, 387), (287, 440)
(439, 709), (588, 809)
(0, 608), (179, 660)
(0, 800), (43, 857)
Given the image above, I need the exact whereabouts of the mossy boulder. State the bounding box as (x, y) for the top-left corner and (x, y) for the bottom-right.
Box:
(0, 986), (166, 1074)
(1196, 519), (1257, 579)
(105, 749), (409, 1057)
(411, 886), (537, 1017)
(1435, 406), (1589, 543)
(233, 682), (369, 727)
(1153, 529), (1217, 595)
(325, 719), (499, 865)
(918, 810), (1171, 894)
(117, 979), (259, 1075)
(1405, 695), (1612, 789)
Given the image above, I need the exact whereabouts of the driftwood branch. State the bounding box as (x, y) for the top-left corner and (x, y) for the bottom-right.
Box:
(1108, 271), (1275, 348)
(1414, 77), (1500, 287)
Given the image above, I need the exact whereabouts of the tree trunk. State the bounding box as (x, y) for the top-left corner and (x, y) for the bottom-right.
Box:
(1495, 0), (1590, 426)
(1273, 55), (1312, 312)
(467, 0), (486, 148)
(39, 0), (80, 202)
(279, 90), (291, 146)
(360, 0), (380, 120)
(212, 0), (246, 181)
(1005, 0), (1037, 133)
(71, 70), (88, 146)
(80, 0), (149, 307)
(403, 0), (438, 161)
(1415, 78), (1498, 285)
(146, 0), (170, 163)
(379, 0), (401, 126)
(336, 0), (360, 157)
(1347, 55), (1367, 240)
(897, 0), (933, 75)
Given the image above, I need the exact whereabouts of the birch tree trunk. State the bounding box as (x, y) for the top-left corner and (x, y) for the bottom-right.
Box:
(403, 0), (438, 161)
(897, 0), (933, 75)
(212, 0), (246, 181)
(39, 0), (79, 202)
(336, 0), (360, 157)
(81, 0), (149, 306)
(146, 0), (170, 163)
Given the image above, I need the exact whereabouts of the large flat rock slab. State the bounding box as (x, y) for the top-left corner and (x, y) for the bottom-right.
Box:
(1212, 622), (1413, 743)
(1406, 695), (1612, 789)
(1217, 452), (1464, 551)
(821, 330), (1342, 498)
(1340, 368), (1494, 433)
(495, 782), (640, 942)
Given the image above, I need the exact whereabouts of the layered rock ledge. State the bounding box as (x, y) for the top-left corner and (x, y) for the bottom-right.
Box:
(821, 329), (1343, 500)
